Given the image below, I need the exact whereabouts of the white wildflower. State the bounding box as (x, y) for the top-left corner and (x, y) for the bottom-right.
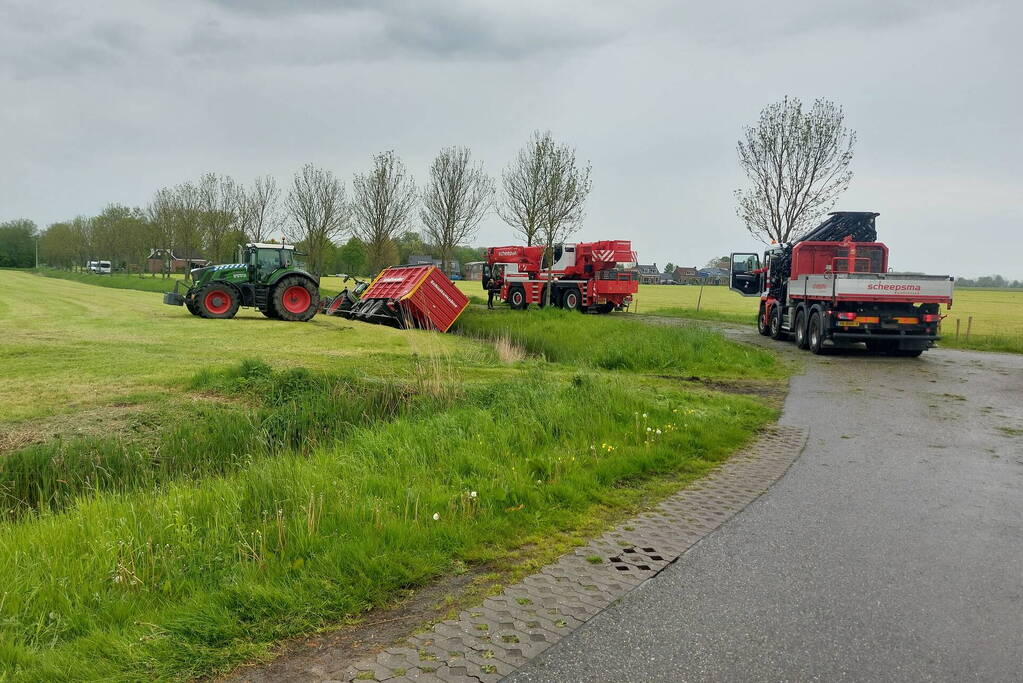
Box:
(432, 512), (440, 521)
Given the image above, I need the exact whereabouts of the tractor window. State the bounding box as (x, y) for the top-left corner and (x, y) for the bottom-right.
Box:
(256, 249), (282, 272)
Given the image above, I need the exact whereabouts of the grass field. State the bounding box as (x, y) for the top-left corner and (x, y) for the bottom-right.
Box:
(454, 280), (1023, 353)
(0, 270), (783, 681)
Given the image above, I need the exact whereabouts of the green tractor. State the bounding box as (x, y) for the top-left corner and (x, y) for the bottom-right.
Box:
(163, 243), (319, 321)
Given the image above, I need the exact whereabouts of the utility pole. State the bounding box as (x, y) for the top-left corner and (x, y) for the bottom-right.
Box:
(35, 235), (39, 269)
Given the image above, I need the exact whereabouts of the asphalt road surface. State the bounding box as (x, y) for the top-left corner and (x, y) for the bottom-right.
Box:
(509, 342), (1023, 682)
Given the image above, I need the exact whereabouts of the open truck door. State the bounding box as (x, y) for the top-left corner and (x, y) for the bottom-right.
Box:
(729, 253), (762, 296)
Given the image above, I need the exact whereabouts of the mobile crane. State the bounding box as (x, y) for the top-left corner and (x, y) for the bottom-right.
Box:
(484, 240), (638, 312)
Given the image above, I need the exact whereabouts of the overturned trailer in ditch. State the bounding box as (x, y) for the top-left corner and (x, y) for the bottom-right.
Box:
(340, 264), (469, 332)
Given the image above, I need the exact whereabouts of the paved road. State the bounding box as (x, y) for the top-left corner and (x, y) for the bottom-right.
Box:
(509, 342), (1023, 682)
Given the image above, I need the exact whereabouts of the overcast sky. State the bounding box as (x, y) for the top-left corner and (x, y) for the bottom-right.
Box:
(1, 0), (1020, 278)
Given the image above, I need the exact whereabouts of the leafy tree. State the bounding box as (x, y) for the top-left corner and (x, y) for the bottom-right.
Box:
(0, 219), (37, 267)
(336, 236), (367, 275)
(736, 97), (856, 244)
(421, 146), (493, 274)
(663, 262), (675, 274)
(352, 151), (417, 275)
(284, 163), (349, 276)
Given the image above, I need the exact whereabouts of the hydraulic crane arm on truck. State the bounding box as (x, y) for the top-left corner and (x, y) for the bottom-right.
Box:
(729, 212), (955, 356)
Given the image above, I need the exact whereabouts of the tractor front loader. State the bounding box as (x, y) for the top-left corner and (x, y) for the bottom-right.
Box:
(163, 243), (319, 322)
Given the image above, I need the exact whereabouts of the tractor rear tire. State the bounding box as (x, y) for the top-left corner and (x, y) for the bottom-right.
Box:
(197, 284), (239, 319)
(260, 307), (280, 319)
(272, 276), (318, 322)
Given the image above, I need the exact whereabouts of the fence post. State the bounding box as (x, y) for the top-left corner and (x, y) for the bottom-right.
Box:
(696, 282), (704, 312)
(955, 318), (960, 340)
(966, 316), (973, 340)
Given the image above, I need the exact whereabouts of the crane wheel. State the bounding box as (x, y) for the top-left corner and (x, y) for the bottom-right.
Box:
(757, 304), (771, 336)
(794, 309), (809, 349)
(509, 287), (527, 310)
(273, 276), (318, 322)
(808, 311), (826, 355)
(197, 284), (239, 319)
(769, 305), (786, 340)
(562, 288), (581, 311)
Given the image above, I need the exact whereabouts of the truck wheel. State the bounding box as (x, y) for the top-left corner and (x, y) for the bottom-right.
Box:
(563, 288), (581, 311)
(273, 277), (318, 322)
(769, 305), (786, 340)
(807, 311), (826, 355)
(757, 304), (770, 336)
(509, 287), (527, 310)
(595, 302), (614, 314)
(794, 309), (809, 349)
(197, 284), (239, 319)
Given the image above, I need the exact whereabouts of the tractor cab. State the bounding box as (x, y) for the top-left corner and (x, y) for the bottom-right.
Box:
(239, 243), (301, 279)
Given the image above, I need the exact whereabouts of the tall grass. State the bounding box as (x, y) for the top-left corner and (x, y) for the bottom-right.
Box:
(0, 364), (771, 680)
(938, 333), (1023, 354)
(0, 361), (447, 520)
(455, 307), (781, 377)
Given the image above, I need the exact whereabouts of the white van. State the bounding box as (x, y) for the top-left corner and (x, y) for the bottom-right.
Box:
(97, 260), (112, 274)
(87, 261), (99, 273)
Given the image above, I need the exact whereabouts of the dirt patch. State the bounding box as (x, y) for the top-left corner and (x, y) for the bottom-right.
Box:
(658, 375), (788, 408)
(0, 404), (157, 455)
(223, 568), (495, 683)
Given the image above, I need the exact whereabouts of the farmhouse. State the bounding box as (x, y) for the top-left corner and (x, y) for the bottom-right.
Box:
(407, 253), (461, 278)
(634, 264), (661, 285)
(147, 248), (210, 274)
(674, 266), (699, 284)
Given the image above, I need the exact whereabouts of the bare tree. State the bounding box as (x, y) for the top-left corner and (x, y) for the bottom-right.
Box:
(197, 173), (240, 263)
(421, 147), (494, 275)
(238, 175), (280, 243)
(735, 96), (856, 244)
(284, 163), (349, 276)
(352, 151), (418, 274)
(534, 132), (592, 305)
(499, 131), (548, 246)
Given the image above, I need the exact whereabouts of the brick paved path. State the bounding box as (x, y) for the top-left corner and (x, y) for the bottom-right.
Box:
(332, 425), (807, 682)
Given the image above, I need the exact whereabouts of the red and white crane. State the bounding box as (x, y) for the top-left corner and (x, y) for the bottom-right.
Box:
(484, 240), (638, 313)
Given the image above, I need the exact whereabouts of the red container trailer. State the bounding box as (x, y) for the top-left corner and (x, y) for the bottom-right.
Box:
(341, 264), (469, 332)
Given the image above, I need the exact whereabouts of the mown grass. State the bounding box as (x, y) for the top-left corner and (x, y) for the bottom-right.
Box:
(455, 307), (781, 377)
(33, 267), (187, 292)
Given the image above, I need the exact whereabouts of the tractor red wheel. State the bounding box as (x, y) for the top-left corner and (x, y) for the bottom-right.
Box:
(282, 286), (311, 314)
(272, 276), (318, 322)
(197, 284), (239, 319)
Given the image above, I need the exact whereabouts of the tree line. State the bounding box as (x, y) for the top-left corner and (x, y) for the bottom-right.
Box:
(0, 131), (592, 277)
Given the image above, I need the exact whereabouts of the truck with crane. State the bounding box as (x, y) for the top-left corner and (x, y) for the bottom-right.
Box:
(729, 212), (955, 356)
(483, 240), (638, 312)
